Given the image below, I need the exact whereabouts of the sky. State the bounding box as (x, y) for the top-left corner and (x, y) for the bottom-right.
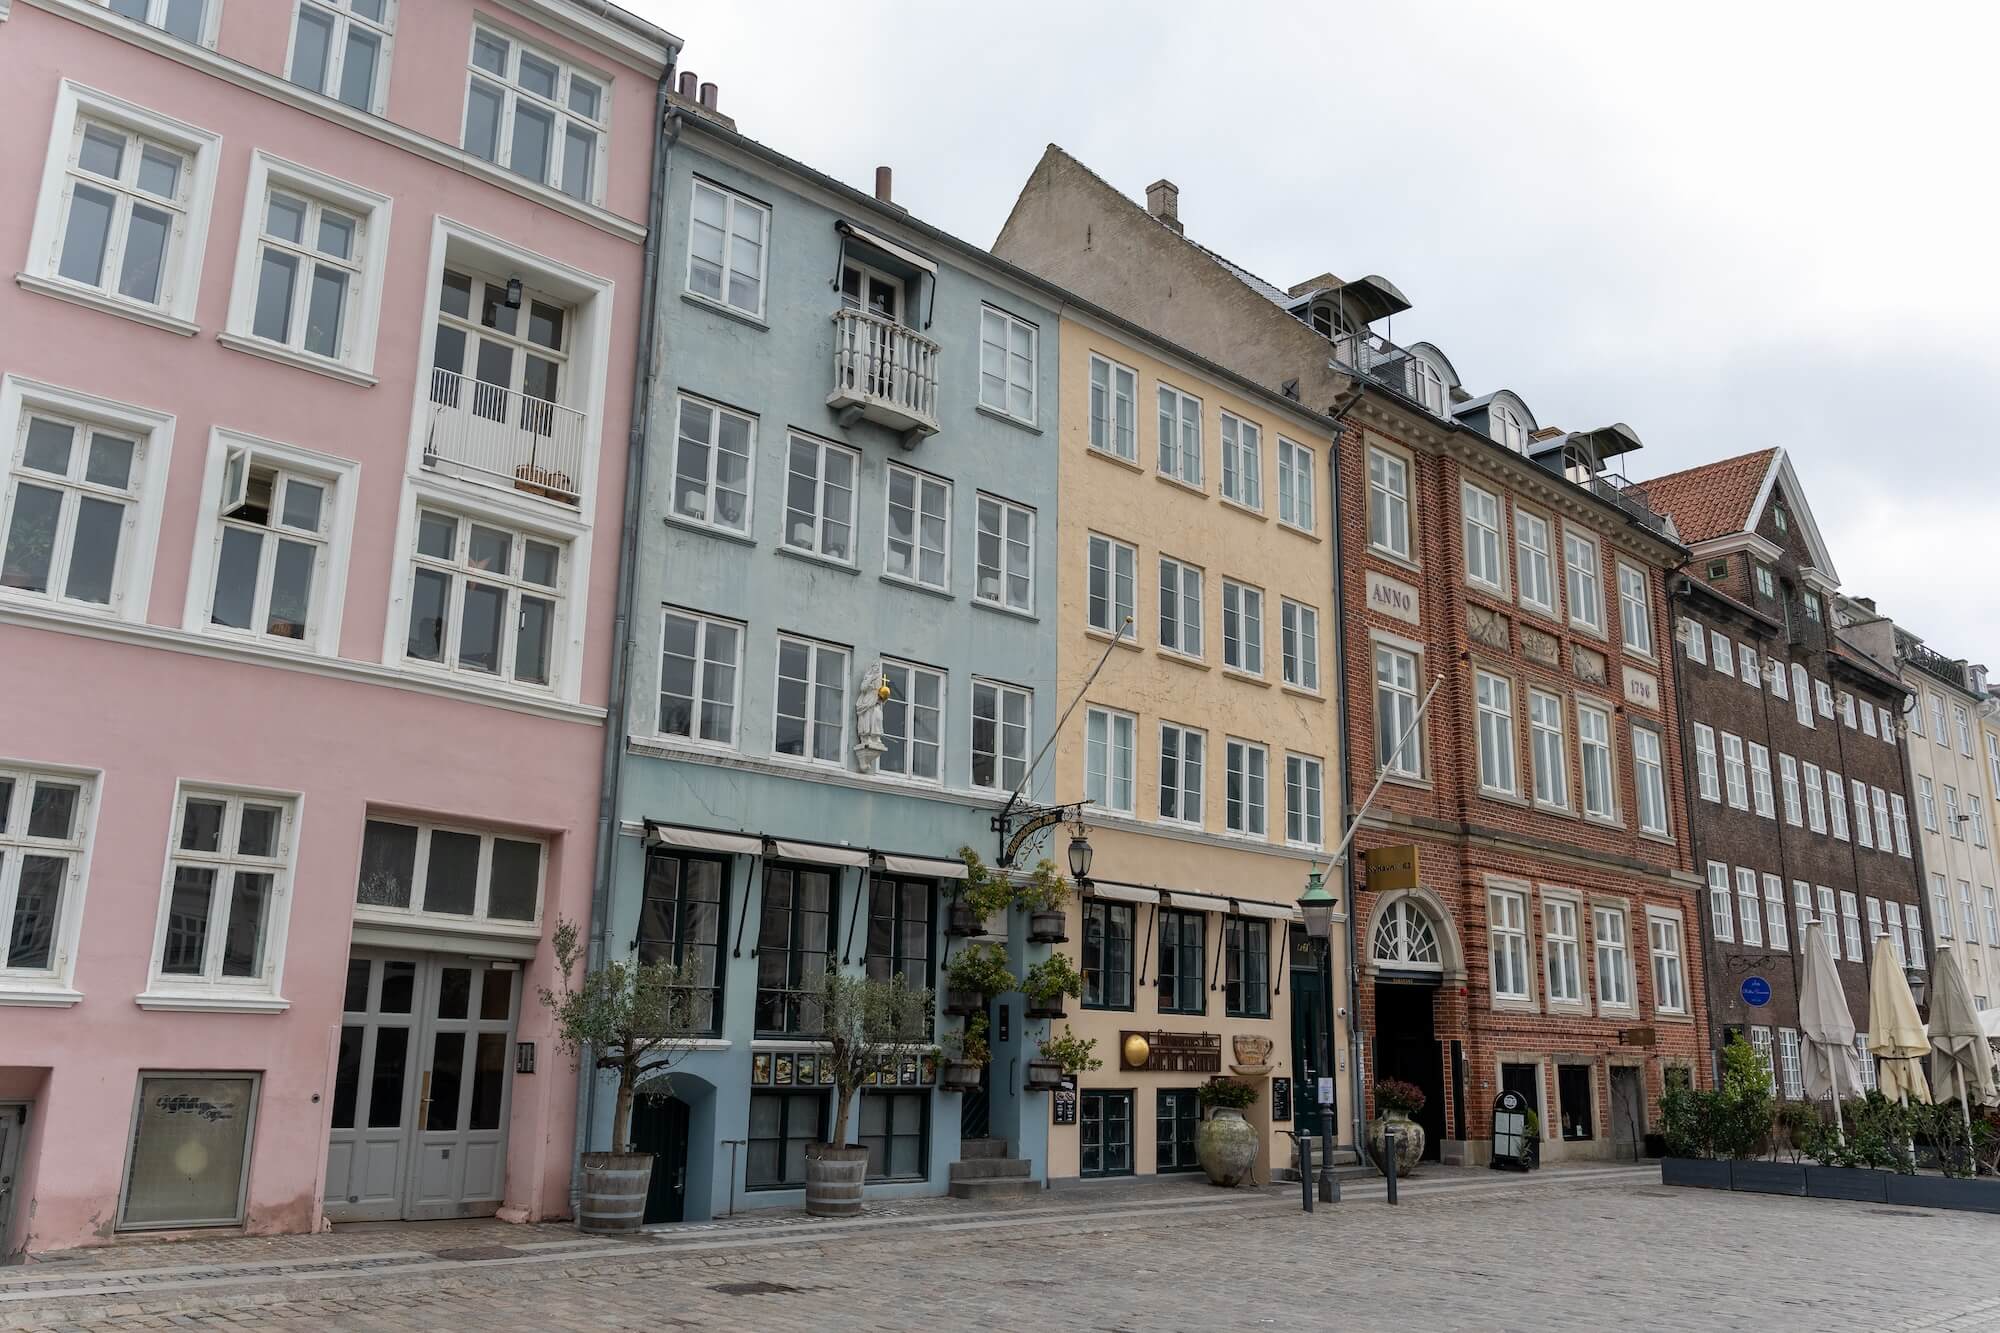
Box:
(628, 0), (2000, 659)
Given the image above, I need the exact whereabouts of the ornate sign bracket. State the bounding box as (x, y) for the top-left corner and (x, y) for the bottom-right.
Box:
(992, 798), (1087, 869)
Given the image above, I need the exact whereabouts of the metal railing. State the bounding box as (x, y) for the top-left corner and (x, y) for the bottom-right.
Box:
(1586, 471), (1671, 534)
(424, 367), (587, 506)
(829, 308), (940, 434)
(1904, 638), (1974, 693)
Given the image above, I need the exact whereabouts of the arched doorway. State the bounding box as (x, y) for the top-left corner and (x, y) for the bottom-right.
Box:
(1369, 895), (1447, 1161)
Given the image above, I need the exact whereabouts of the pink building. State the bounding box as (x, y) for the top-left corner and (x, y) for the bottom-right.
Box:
(0, 0), (674, 1253)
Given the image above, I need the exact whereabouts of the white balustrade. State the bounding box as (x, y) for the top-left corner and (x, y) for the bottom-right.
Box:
(829, 308), (941, 436)
(424, 368), (587, 505)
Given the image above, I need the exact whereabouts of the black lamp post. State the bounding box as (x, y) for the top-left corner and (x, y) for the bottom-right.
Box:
(1298, 868), (1340, 1204)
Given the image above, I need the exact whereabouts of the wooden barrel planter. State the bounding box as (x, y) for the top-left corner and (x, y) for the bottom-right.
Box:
(1028, 910), (1069, 943)
(945, 900), (985, 937)
(1024, 1000), (1066, 1021)
(805, 1144), (870, 1217)
(576, 1152), (654, 1233)
(1024, 1058), (1063, 1091)
(941, 1059), (984, 1091)
(943, 986), (985, 1016)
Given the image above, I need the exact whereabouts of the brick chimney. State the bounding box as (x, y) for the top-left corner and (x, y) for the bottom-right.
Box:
(875, 166), (893, 204)
(1146, 179), (1182, 234)
(666, 70), (737, 130)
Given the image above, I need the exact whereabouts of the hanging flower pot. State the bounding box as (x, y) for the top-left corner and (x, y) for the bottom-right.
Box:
(1024, 999), (1067, 1021)
(1024, 1058), (1063, 1092)
(945, 899), (986, 937)
(941, 1060), (984, 1091)
(1027, 910), (1069, 944)
(943, 986), (985, 1016)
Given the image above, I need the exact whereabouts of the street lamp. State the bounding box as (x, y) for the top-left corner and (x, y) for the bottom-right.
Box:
(1906, 961), (1928, 1009)
(1297, 867), (1340, 1204)
(1067, 823), (1093, 884)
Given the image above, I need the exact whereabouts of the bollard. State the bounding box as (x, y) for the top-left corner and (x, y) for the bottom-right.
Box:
(1299, 1133), (1315, 1212)
(1383, 1126), (1399, 1205)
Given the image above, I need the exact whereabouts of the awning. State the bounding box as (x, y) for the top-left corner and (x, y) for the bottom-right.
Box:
(645, 822), (760, 856)
(835, 219), (938, 275)
(1232, 901), (1295, 921)
(880, 853), (969, 880)
(1166, 891), (1232, 914)
(767, 840), (870, 869)
(1087, 882), (1160, 905)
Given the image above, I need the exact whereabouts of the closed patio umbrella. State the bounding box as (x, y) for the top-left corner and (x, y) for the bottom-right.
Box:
(1798, 922), (1861, 1134)
(1867, 945), (1931, 1105)
(1928, 945), (2000, 1129)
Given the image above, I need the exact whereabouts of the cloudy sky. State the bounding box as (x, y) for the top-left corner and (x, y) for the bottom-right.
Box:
(631, 0), (2000, 658)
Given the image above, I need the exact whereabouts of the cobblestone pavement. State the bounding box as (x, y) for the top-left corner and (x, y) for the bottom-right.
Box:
(4, 1165), (1996, 1331)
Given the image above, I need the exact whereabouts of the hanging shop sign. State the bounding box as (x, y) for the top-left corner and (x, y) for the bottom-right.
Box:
(1618, 1027), (1657, 1048)
(1119, 1031), (1221, 1073)
(1365, 845), (1420, 894)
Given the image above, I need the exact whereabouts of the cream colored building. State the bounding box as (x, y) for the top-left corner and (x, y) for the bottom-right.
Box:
(1890, 624), (2000, 1006)
(1042, 308), (1349, 1182)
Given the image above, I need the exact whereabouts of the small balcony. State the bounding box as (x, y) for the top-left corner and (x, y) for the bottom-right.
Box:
(423, 368), (586, 506)
(827, 308), (940, 440)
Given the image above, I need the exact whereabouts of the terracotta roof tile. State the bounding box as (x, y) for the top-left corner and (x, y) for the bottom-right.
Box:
(1632, 448), (1780, 544)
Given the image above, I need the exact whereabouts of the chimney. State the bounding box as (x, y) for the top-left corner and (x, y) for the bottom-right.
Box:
(874, 165), (893, 204)
(1145, 179), (1182, 234)
(677, 70), (697, 100)
(698, 81), (718, 111)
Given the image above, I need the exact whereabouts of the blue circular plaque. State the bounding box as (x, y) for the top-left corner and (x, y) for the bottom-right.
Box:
(1741, 976), (1771, 1007)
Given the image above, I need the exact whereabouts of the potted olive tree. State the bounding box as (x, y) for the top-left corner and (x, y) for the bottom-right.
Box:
(808, 969), (933, 1217)
(1021, 952), (1084, 1021)
(537, 918), (702, 1233)
(1196, 1080), (1260, 1187)
(1028, 1025), (1101, 1092)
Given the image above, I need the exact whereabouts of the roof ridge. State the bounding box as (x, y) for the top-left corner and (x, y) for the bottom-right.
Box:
(1632, 446), (1780, 489)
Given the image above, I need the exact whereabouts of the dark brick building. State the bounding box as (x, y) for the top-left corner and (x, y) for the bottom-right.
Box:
(1636, 449), (1927, 1095)
(995, 148), (1710, 1165)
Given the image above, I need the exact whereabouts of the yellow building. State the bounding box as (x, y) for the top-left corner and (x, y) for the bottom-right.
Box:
(1043, 309), (1351, 1182)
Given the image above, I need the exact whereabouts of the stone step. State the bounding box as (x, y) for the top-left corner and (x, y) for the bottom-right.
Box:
(948, 1155), (1033, 1181)
(957, 1137), (1011, 1159)
(947, 1176), (1041, 1202)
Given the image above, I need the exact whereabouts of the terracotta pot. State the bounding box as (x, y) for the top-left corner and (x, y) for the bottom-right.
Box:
(1197, 1107), (1258, 1187)
(1368, 1111), (1425, 1178)
(1028, 910), (1069, 943)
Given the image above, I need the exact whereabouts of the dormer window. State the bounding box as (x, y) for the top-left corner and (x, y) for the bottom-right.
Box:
(1411, 359), (1445, 415)
(1493, 407), (1526, 453)
(1773, 505), (1789, 536)
(1308, 303), (1336, 339)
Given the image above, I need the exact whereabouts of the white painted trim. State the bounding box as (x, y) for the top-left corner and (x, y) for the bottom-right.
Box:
(0, 373), (177, 623)
(0, 754), (106, 1002)
(462, 16), (613, 210)
(14, 273), (199, 335)
(24, 0), (650, 242)
(279, 0), (393, 118)
(0, 600), (606, 723)
(0, 984), (83, 1007)
(24, 79), (223, 327)
(223, 150), (393, 378)
(486, 0), (675, 74)
(215, 332), (379, 386)
(179, 426), (361, 659)
(133, 990), (291, 1013)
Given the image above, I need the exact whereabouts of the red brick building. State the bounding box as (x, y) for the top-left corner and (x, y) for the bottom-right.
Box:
(1635, 449), (1927, 1092)
(994, 148), (1710, 1165)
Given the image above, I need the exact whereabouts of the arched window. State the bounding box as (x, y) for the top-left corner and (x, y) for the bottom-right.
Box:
(1493, 406), (1526, 453)
(1309, 303), (1337, 339)
(1410, 358), (1445, 415)
(1372, 897), (1441, 970)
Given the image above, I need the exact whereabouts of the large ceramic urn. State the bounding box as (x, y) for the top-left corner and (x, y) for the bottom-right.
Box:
(1197, 1108), (1258, 1187)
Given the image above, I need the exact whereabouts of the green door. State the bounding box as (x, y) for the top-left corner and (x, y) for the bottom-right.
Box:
(1288, 926), (1329, 1137)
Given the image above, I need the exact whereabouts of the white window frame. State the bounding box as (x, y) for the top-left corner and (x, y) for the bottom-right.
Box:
(222, 152), (391, 381)
(1488, 887), (1532, 1002)
(1711, 630), (1733, 670)
(0, 760), (102, 1005)
(1887, 899), (1909, 966)
(1738, 644), (1760, 690)
(349, 814), (547, 941)
(1792, 664), (1814, 728)
(1962, 881), (1982, 945)
(1707, 862), (1733, 943)
(1515, 507), (1555, 617)
(684, 178), (768, 318)
(1795, 882), (1815, 948)
(139, 783), (299, 1012)
(884, 463), (952, 593)
(1735, 867), (1763, 946)
(970, 678), (1030, 795)
(1945, 785), (1963, 841)
(655, 605), (742, 747)
(1721, 733), (1748, 810)
(1803, 762), (1826, 832)
(1871, 786), (1894, 851)
(1861, 702), (1878, 738)
(1375, 639), (1424, 779)
(1087, 353), (1138, 462)
(1276, 436), (1315, 533)
(1544, 895), (1584, 1006)
(1769, 656), (1788, 699)
(1763, 875), (1789, 951)
(1748, 743), (1774, 819)
(973, 493), (1034, 615)
(1157, 721), (1205, 827)
(102, 0), (223, 46)
(1838, 690), (1856, 728)
(1221, 578), (1265, 676)
(1366, 445), (1410, 560)
(1780, 753), (1802, 825)
(1279, 597), (1319, 691)
(0, 375), (175, 624)
(181, 428), (359, 658)
(1157, 555), (1204, 659)
(669, 394), (756, 536)
(1988, 731), (2000, 792)
(1891, 793), (1911, 856)
(1156, 382), (1202, 487)
(1693, 723), (1720, 803)
(1530, 689), (1569, 811)
(462, 25), (611, 207)
(780, 432), (859, 566)
(23, 81), (223, 333)
(1816, 679), (1834, 719)
(1972, 794), (1989, 848)
(1284, 751), (1324, 849)
(772, 633), (849, 768)
(879, 658), (945, 785)
(1956, 704), (1975, 756)
(1818, 886), (1839, 958)
(1866, 896), (1883, 955)
(1475, 669), (1519, 798)
(1578, 699), (1617, 823)
(285, 0), (395, 116)
(1778, 1028), (1804, 1099)
(1750, 1027), (1776, 1086)
(1224, 737), (1268, 838)
(1648, 909), (1688, 1014)
(1087, 532), (1137, 640)
(1840, 890), (1862, 962)
(1932, 873), (1953, 941)
(1880, 706), (1896, 744)
(397, 500), (571, 693)
(1085, 706), (1136, 815)
(1683, 617), (1706, 664)
(978, 305), (1038, 424)
(1930, 693), (1948, 745)
(1593, 904), (1633, 1012)
(1984, 887), (1999, 946)
(1461, 482), (1506, 594)
(1563, 525), (1603, 635)
(1827, 770), (1849, 841)
(1219, 411), (1263, 511)
(1633, 727), (1670, 837)
(1919, 775), (1938, 831)
(1617, 560), (1652, 656)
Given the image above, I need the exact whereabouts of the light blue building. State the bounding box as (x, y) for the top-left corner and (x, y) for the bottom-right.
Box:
(582, 103), (1064, 1222)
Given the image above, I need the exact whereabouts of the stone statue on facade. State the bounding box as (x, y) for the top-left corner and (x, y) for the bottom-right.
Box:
(854, 661), (889, 773)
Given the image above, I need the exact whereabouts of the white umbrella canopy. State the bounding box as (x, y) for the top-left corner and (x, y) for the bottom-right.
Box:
(1798, 922), (1862, 1102)
(1928, 946), (2000, 1109)
(1867, 945), (1932, 1104)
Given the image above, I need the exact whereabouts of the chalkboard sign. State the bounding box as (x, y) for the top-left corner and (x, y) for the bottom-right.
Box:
(1053, 1075), (1078, 1126)
(1271, 1077), (1292, 1122)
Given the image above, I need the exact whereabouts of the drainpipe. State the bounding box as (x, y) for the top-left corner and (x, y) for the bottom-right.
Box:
(1324, 386), (1364, 1157)
(571, 76), (680, 1213)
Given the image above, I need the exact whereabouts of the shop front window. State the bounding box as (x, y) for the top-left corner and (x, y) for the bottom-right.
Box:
(118, 1073), (259, 1229)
